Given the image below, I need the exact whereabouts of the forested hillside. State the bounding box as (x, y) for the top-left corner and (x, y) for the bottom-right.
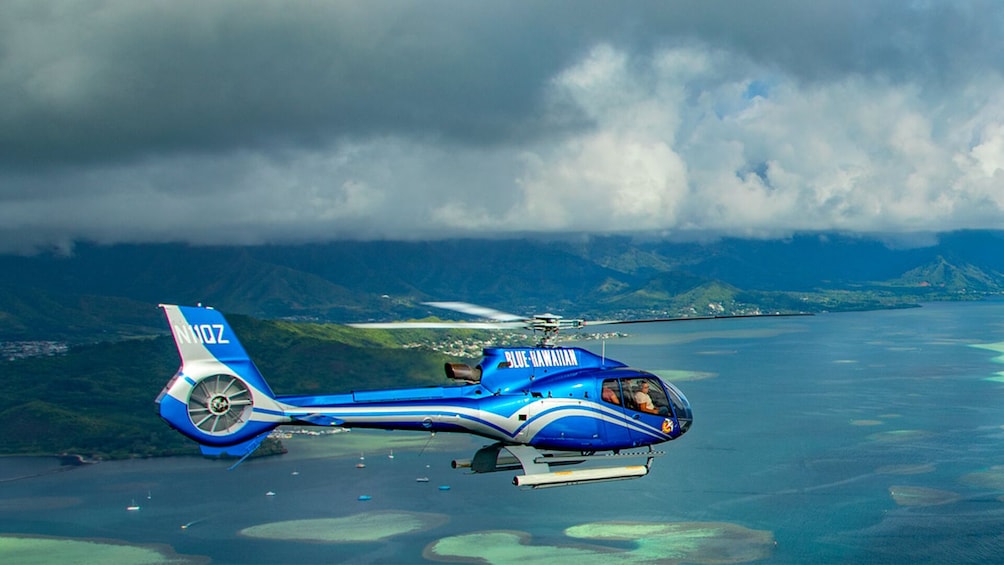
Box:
(0, 315), (457, 458)
(2, 231), (1003, 342)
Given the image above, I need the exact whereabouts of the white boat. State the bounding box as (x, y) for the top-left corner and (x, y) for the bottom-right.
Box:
(126, 499), (140, 511)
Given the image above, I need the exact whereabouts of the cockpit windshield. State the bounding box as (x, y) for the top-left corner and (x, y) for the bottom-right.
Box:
(664, 381), (693, 432)
(601, 375), (693, 432)
(602, 376), (669, 416)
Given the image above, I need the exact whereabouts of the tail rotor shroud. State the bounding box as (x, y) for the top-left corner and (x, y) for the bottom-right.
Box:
(187, 374), (253, 436)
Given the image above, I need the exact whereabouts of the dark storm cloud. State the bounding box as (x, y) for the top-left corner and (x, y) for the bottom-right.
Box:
(9, 1), (993, 169)
(1, 1), (595, 169)
(2, 1), (1004, 253)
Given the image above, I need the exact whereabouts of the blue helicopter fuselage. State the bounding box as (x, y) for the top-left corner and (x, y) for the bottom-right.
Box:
(254, 347), (690, 452)
(156, 305), (692, 459)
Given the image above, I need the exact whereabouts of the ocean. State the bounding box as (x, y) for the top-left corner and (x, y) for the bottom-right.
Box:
(4, 300), (1004, 563)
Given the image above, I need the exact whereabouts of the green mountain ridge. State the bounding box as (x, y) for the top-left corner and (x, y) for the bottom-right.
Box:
(2, 234), (1003, 342)
(2, 232), (1003, 459)
(890, 256), (1004, 292)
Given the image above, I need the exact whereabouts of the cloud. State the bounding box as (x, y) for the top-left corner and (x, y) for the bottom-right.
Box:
(2, 1), (1004, 253)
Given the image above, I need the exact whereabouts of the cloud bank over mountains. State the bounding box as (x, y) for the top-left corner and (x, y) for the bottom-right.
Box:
(3, 1), (1004, 253)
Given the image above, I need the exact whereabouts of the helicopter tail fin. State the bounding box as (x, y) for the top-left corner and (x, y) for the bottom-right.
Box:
(156, 304), (289, 451)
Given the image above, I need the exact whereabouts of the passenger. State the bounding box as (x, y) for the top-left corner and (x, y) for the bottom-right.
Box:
(601, 384), (620, 405)
(633, 381), (659, 414)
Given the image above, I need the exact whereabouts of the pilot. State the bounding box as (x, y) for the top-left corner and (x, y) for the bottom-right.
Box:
(601, 384), (620, 405)
(633, 381), (659, 414)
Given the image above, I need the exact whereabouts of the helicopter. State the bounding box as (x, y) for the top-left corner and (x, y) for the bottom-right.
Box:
(155, 302), (801, 488)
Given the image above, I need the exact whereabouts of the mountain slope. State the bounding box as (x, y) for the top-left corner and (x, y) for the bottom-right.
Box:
(2, 231), (1004, 341)
(891, 256), (1004, 292)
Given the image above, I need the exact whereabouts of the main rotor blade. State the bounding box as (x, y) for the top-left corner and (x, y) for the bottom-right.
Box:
(582, 312), (812, 327)
(348, 321), (526, 330)
(423, 301), (526, 322)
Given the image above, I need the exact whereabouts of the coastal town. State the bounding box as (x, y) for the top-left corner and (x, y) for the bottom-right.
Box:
(401, 331), (629, 359)
(1, 331), (629, 364)
(2, 340), (68, 361)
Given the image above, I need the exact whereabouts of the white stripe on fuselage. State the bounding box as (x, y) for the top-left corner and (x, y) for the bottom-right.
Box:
(277, 399), (667, 443)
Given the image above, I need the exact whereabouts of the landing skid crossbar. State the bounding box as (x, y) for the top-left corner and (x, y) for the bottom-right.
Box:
(533, 448), (666, 465)
(453, 443), (666, 489)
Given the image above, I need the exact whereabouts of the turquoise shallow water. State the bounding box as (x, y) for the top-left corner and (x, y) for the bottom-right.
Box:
(4, 301), (1004, 563)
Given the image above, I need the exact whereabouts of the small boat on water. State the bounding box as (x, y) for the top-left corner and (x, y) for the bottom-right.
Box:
(126, 499), (141, 511)
(416, 477), (430, 483)
(265, 491), (276, 496)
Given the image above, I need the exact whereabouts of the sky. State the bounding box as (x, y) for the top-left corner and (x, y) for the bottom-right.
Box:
(3, 0), (1004, 254)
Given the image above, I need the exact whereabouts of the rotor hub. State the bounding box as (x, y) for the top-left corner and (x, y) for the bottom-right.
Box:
(208, 395), (231, 415)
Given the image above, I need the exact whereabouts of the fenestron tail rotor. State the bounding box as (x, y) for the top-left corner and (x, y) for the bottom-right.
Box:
(187, 374), (254, 436)
(350, 301), (810, 347)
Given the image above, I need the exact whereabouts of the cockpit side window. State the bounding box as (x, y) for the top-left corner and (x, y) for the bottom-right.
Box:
(628, 377), (670, 416)
(621, 379), (639, 411)
(600, 379), (621, 406)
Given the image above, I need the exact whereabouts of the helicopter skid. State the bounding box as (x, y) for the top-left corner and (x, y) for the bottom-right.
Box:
(456, 443), (663, 488)
(511, 445), (662, 488)
(513, 464), (649, 488)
